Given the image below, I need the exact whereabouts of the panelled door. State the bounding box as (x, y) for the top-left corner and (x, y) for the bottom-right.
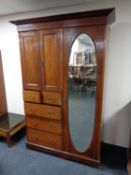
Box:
(19, 31), (41, 91)
(39, 29), (63, 93)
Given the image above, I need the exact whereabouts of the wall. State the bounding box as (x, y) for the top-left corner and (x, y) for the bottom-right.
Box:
(0, 0), (131, 148)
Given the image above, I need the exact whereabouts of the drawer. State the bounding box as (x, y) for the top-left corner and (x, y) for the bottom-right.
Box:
(43, 92), (62, 105)
(27, 128), (63, 150)
(25, 103), (61, 120)
(23, 90), (41, 103)
(26, 116), (63, 134)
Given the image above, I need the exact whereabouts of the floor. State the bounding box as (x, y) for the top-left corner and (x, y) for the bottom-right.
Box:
(0, 130), (127, 175)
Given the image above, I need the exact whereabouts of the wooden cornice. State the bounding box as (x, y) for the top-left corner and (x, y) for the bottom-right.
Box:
(10, 8), (115, 25)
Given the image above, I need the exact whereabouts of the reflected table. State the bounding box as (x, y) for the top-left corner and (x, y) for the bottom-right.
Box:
(0, 113), (25, 147)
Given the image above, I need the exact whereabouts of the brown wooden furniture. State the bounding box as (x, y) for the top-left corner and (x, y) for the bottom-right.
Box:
(0, 51), (25, 147)
(0, 52), (7, 116)
(0, 113), (25, 147)
(11, 8), (115, 166)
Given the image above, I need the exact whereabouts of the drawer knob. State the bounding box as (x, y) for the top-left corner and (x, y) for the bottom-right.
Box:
(32, 135), (39, 142)
(32, 120), (38, 127)
(27, 95), (35, 101)
(49, 138), (56, 144)
(47, 111), (55, 115)
(49, 122), (56, 128)
(30, 109), (36, 113)
(48, 97), (55, 101)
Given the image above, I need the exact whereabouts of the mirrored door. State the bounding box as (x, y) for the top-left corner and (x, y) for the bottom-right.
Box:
(63, 26), (105, 162)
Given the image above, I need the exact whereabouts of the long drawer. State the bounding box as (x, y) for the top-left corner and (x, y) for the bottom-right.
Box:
(24, 103), (61, 120)
(26, 116), (63, 134)
(27, 128), (63, 150)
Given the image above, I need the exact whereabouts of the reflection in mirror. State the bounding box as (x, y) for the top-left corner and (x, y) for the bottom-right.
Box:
(68, 33), (97, 152)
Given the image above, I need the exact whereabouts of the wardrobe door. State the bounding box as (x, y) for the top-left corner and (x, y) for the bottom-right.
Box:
(20, 32), (41, 91)
(63, 25), (106, 165)
(39, 29), (63, 93)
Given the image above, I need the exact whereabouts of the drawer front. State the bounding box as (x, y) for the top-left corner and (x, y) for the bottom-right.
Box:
(23, 90), (41, 103)
(26, 116), (63, 134)
(27, 128), (63, 150)
(43, 92), (62, 105)
(25, 103), (61, 120)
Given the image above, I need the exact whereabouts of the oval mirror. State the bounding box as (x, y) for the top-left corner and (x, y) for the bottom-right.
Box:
(68, 33), (97, 152)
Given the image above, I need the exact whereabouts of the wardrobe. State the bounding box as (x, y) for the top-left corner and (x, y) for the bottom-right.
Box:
(11, 8), (115, 166)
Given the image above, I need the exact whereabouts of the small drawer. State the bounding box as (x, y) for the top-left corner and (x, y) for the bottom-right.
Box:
(43, 92), (62, 105)
(25, 103), (61, 120)
(26, 116), (63, 134)
(27, 128), (63, 150)
(23, 90), (41, 103)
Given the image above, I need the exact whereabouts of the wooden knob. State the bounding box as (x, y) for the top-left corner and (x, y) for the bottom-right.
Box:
(48, 97), (53, 100)
(47, 111), (55, 115)
(28, 95), (34, 100)
(49, 138), (56, 144)
(32, 135), (39, 142)
(32, 120), (38, 127)
(30, 109), (36, 113)
(49, 122), (56, 128)
(48, 97), (56, 102)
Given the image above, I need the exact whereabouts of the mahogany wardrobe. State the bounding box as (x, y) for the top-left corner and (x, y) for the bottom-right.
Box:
(11, 8), (115, 166)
